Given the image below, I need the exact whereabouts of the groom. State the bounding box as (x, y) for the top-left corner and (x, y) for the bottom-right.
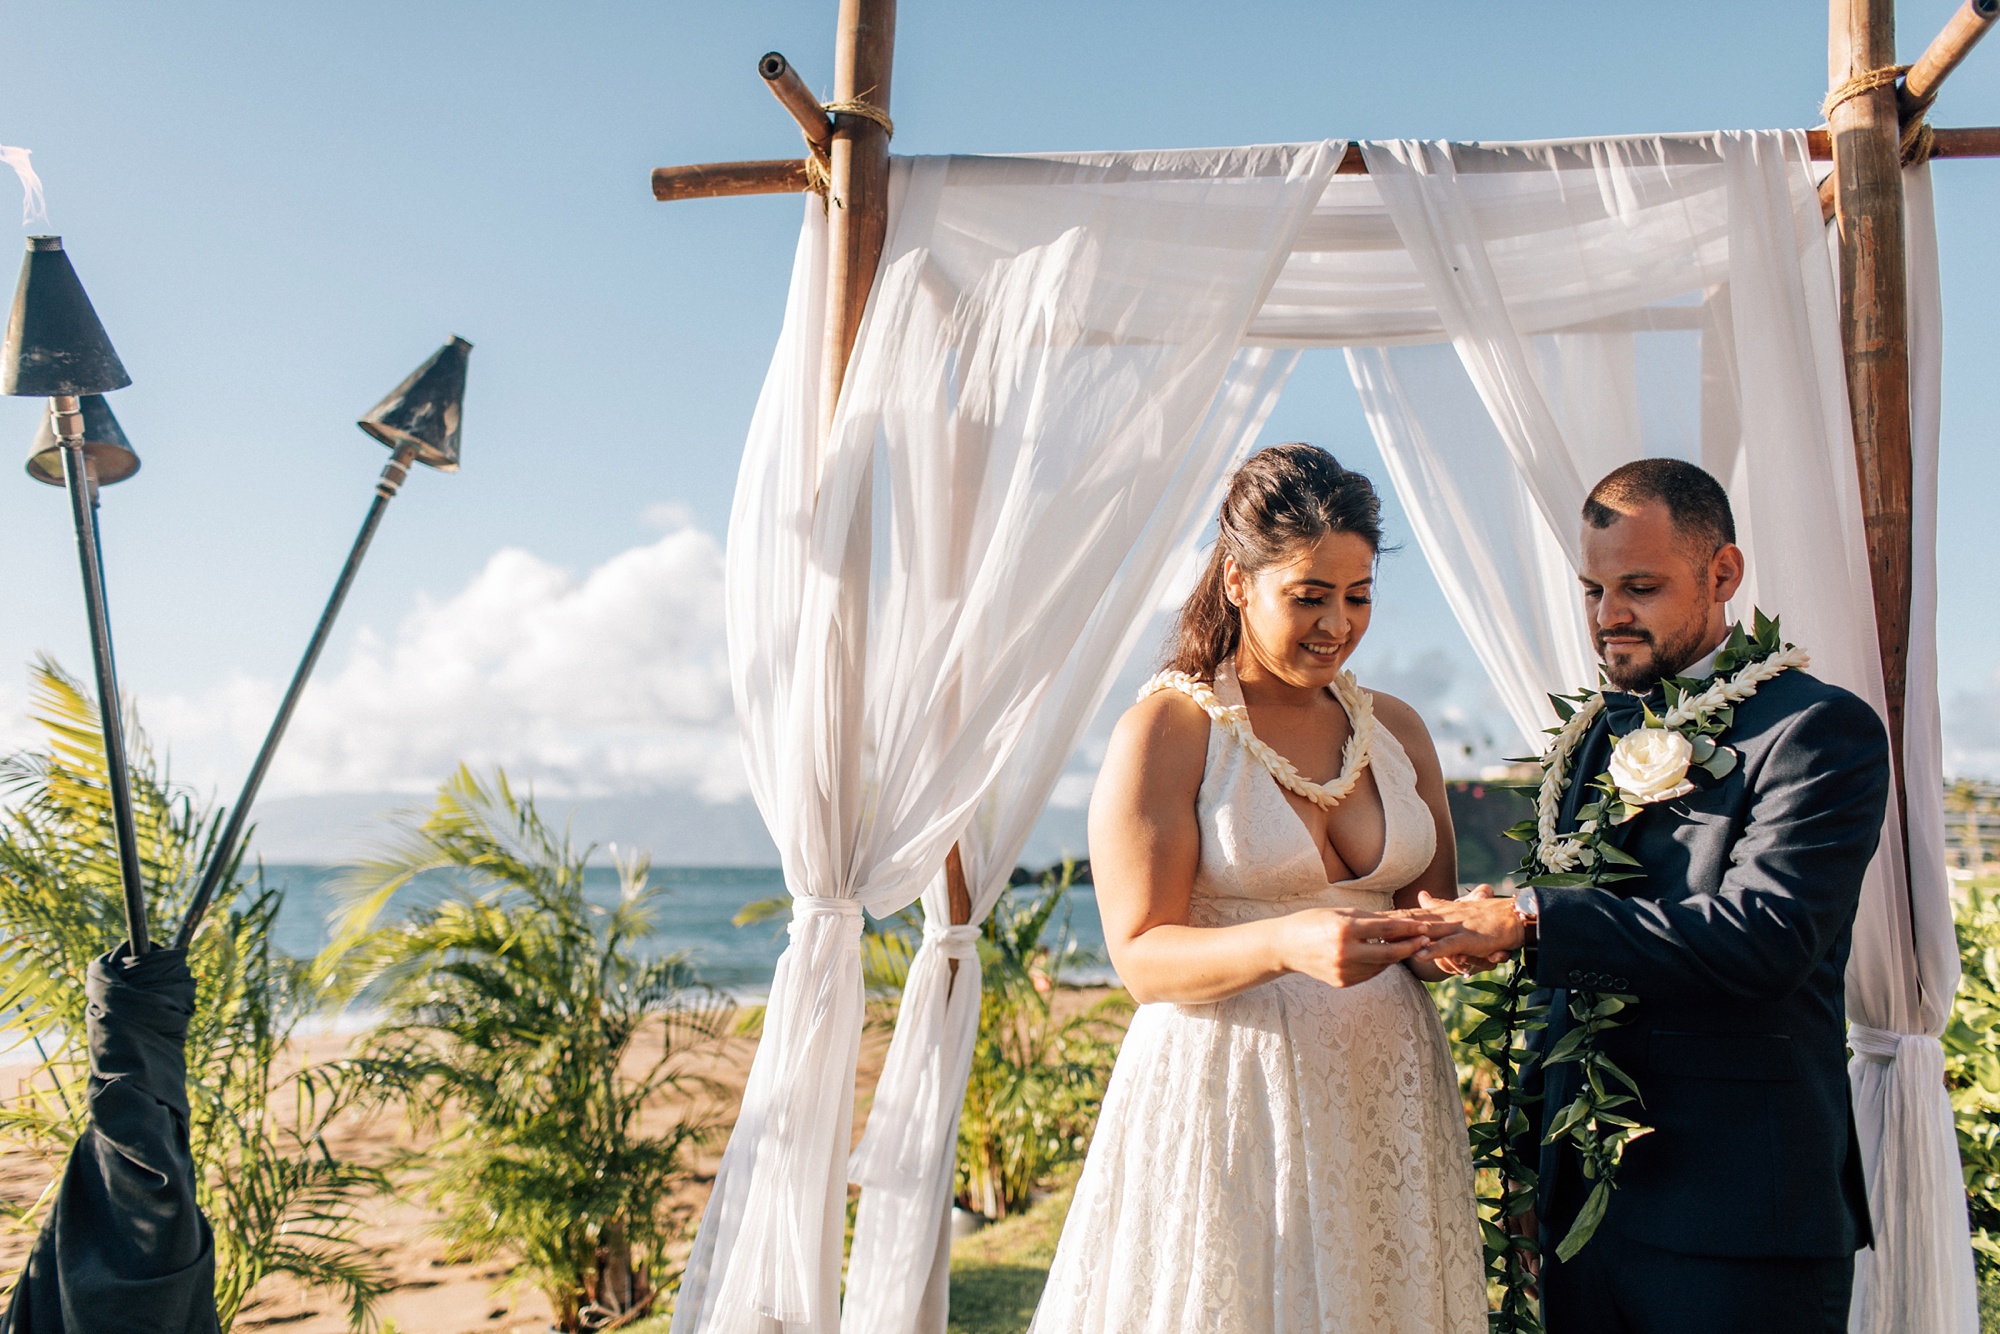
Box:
(1415, 459), (1889, 1334)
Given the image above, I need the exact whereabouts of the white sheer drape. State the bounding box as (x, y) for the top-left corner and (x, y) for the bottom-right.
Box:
(1846, 164), (1976, 1334)
(1311, 135), (1965, 1331)
(679, 143), (1338, 1334)
(844, 340), (1300, 1334)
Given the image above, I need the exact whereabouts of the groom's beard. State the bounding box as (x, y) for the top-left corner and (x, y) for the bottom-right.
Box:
(1595, 619), (1713, 693)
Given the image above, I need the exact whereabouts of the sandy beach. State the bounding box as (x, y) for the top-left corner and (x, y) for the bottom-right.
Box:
(0, 1013), (896, 1334)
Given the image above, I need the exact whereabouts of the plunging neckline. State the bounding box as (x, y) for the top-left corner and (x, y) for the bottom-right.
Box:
(1219, 662), (1395, 889)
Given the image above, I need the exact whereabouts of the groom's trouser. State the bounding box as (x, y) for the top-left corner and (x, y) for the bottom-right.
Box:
(1540, 1205), (1854, 1334)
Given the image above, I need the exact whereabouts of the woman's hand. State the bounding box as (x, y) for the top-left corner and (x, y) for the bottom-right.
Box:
(1276, 908), (1434, 988)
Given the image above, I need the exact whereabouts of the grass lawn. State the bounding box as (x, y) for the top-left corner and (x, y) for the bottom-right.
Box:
(946, 1182), (1076, 1334)
(623, 1184), (1076, 1334)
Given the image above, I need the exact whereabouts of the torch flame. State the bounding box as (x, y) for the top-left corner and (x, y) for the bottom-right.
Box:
(0, 144), (47, 227)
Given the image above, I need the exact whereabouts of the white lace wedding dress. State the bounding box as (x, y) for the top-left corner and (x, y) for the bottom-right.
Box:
(1031, 663), (1486, 1334)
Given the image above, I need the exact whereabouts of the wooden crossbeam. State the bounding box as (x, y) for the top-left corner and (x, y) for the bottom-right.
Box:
(654, 129), (1998, 203)
(1904, 0), (1999, 116)
(759, 52), (833, 154)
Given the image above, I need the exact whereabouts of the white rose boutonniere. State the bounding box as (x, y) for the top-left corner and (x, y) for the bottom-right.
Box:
(1608, 726), (1696, 813)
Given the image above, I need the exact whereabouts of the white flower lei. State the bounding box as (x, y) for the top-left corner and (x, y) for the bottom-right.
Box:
(1532, 634), (1811, 875)
(1140, 667), (1374, 810)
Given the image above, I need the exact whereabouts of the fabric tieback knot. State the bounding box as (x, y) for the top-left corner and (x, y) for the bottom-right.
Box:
(923, 922), (982, 958)
(787, 894), (864, 940)
(1848, 1024), (1941, 1067)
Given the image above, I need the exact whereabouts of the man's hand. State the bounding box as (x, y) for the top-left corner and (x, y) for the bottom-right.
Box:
(1409, 887), (1526, 966)
(1395, 884), (1516, 974)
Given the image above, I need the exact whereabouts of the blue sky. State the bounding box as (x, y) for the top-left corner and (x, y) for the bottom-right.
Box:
(0, 1), (1995, 829)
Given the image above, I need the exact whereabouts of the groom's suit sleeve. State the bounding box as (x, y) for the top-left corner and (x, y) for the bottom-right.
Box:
(1532, 691), (1890, 1005)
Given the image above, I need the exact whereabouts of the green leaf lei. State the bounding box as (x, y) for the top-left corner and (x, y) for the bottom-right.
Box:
(1465, 613), (1806, 1327)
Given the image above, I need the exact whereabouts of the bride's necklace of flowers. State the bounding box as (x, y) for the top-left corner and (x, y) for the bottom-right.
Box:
(1471, 612), (1809, 1299)
(1140, 668), (1374, 809)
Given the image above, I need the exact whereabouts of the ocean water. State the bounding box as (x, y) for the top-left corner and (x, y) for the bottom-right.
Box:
(261, 863), (1111, 996)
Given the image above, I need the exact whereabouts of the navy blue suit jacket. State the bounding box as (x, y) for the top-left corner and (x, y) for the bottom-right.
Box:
(1529, 666), (1887, 1259)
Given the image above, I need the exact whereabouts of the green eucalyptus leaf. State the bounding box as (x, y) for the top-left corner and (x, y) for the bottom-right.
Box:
(1545, 1027), (1591, 1064)
(1556, 1185), (1611, 1261)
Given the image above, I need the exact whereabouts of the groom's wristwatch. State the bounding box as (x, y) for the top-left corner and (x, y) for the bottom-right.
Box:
(1511, 887), (1540, 947)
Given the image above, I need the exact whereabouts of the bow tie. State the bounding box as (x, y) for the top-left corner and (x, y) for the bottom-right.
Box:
(1601, 691), (1655, 734)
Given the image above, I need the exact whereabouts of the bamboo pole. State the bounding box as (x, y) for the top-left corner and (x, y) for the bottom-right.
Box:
(759, 52), (834, 154)
(821, 0), (896, 426)
(1903, 0), (2000, 115)
(651, 159), (808, 201)
(1806, 124), (2000, 157)
(1828, 0), (1917, 886)
(944, 844), (973, 978)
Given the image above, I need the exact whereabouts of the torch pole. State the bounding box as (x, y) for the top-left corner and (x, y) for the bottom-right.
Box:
(53, 395), (148, 955)
(174, 444), (417, 949)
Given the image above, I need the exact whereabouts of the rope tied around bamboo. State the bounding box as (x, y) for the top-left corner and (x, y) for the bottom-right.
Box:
(1821, 64), (1940, 168)
(1823, 63), (1911, 117)
(801, 98), (895, 207)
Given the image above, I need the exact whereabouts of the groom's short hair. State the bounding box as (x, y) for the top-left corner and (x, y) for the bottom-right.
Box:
(1583, 458), (1736, 555)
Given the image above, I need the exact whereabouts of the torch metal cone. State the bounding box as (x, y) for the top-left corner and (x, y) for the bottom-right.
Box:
(26, 393), (140, 487)
(357, 334), (470, 471)
(2, 237), (131, 398)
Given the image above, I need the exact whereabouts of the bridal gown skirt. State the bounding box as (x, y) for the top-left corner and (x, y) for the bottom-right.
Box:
(1030, 963), (1487, 1334)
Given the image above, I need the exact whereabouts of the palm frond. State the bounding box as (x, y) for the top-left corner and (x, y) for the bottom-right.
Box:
(0, 658), (386, 1331)
(333, 766), (727, 1332)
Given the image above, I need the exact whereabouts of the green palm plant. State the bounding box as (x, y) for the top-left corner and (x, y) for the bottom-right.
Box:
(954, 861), (1129, 1221)
(0, 657), (387, 1329)
(327, 766), (732, 1332)
(1944, 875), (2000, 1280)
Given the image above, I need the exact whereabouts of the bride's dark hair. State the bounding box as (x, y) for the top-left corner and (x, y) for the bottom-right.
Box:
(1165, 443), (1385, 680)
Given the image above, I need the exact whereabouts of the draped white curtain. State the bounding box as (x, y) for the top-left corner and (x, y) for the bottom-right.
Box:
(1845, 165), (1975, 1334)
(843, 343), (1300, 1334)
(677, 142), (1339, 1334)
(1315, 134), (1967, 1331)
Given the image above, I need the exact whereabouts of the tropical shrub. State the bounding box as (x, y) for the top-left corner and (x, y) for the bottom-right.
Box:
(954, 862), (1130, 1220)
(1945, 874), (2000, 1280)
(0, 659), (386, 1329)
(329, 767), (732, 1332)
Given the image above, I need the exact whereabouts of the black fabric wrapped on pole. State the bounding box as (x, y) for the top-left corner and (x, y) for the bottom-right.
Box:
(3, 948), (219, 1334)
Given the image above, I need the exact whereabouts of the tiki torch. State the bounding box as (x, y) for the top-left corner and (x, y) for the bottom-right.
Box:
(1, 237), (150, 954)
(173, 336), (470, 948)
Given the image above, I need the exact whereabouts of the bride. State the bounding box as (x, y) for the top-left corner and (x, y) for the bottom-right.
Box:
(1031, 444), (1487, 1334)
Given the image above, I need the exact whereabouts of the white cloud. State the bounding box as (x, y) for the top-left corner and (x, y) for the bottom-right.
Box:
(147, 518), (744, 802)
(1946, 667), (2000, 779)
